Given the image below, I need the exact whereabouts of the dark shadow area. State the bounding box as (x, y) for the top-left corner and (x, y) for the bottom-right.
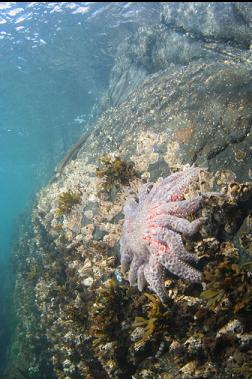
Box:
(0, 260), (16, 377)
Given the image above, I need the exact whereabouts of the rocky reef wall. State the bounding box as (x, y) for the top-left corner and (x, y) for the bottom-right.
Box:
(8, 3), (252, 379)
(103, 2), (252, 108)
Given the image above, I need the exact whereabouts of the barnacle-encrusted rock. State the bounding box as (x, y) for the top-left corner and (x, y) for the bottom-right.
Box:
(96, 154), (138, 196)
(8, 3), (252, 377)
(216, 319), (244, 338)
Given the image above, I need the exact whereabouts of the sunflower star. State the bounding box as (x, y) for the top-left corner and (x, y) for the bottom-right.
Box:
(120, 166), (209, 302)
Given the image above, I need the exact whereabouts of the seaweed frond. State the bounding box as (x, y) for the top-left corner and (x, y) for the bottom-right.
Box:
(96, 154), (138, 194)
(132, 293), (171, 350)
(55, 190), (81, 216)
(201, 242), (252, 313)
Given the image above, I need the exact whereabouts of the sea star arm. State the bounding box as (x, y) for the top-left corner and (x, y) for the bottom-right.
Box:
(121, 251), (132, 273)
(120, 235), (133, 272)
(146, 227), (198, 263)
(149, 196), (203, 218)
(158, 252), (202, 283)
(144, 256), (167, 302)
(137, 264), (147, 291)
(148, 170), (186, 201)
(149, 166), (203, 201)
(149, 214), (206, 236)
(161, 229), (199, 263)
(128, 256), (142, 286)
(138, 182), (154, 205)
(161, 167), (203, 202)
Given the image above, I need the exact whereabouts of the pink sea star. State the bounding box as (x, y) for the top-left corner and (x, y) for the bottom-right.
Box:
(120, 166), (209, 302)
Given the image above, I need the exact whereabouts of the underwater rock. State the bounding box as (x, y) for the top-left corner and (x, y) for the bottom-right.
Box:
(104, 2), (252, 109)
(22, 139), (251, 379)
(77, 60), (252, 187)
(180, 360), (197, 377)
(96, 154), (138, 198)
(161, 3), (252, 47)
(216, 319), (244, 338)
(184, 335), (204, 355)
(10, 3), (252, 378)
